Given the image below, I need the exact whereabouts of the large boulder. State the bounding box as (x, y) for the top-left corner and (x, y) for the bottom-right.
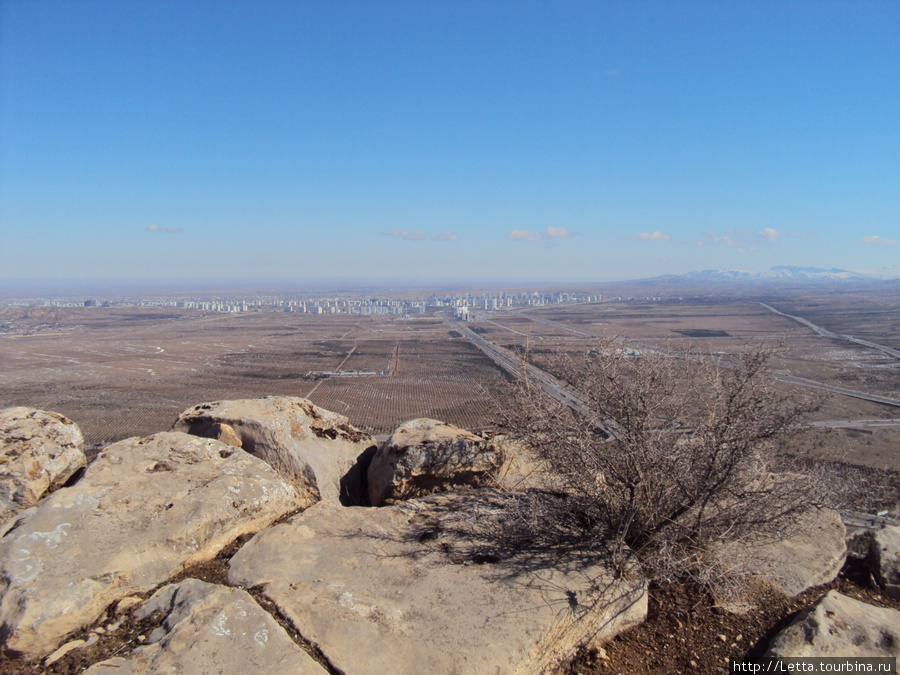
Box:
(766, 590), (900, 657)
(85, 579), (324, 674)
(367, 418), (503, 506)
(871, 525), (900, 599)
(0, 431), (304, 659)
(172, 397), (375, 506)
(228, 492), (647, 674)
(0, 407), (86, 521)
(716, 507), (846, 598)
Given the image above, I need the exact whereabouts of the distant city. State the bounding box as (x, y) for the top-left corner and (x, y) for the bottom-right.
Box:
(3, 289), (609, 321)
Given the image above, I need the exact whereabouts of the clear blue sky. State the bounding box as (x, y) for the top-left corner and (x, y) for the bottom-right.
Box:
(1, 0), (898, 282)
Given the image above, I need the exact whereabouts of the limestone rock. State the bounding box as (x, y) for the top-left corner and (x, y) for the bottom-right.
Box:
(85, 579), (323, 674)
(367, 418), (503, 506)
(717, 507), (846, 597)
(228, 492), (647, 674)
(173, 396), (375, 505)
(44, 639), (87, 667)
(0, 407), (86, 520)
(766, 590), (900, 657)
(0, 431), (303, 659)
(871, 525), (900, 599)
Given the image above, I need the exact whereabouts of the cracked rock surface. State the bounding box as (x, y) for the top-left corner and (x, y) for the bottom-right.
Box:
(0, 431), (303, 659)
(84, 579), (323, 674)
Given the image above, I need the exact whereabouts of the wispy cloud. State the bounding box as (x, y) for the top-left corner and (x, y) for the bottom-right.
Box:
(684, 228), (781, 251)
(147, 224), (183, 234)
(508, 229), (545, 242)
(385, 230), (428, 241)
(856, 235), (898, 246)
(629, 231), (670, 242)
(433, 230), (458, 241)
(509, 226), (575, 242)
(546, 226), (573, 238)
(603, 68), (620, 77)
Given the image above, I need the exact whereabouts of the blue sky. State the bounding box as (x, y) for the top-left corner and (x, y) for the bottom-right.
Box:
(1, 0), (898, 282)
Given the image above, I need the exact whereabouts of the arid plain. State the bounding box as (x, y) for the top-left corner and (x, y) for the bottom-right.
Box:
(2, 283), (899, 473)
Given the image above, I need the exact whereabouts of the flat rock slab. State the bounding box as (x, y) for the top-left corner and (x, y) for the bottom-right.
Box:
(368, 418), (503, 505)
(0, 431), (304, 659)
(719, 507), (846, 598)
(0, 407), (86, 522)
(871, 525), (900, 599)
(85, 579), (323, 674)
(766, 589), (900, 657)
(173, 396), (375, 505)
(228, 492), (647, 674)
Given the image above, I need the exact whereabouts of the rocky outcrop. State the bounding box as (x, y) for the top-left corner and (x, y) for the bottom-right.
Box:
(367, 418), (503, 506)
(84, 579), (323, 674)
(172, 397), (375, 505)
(0, 431), (303, 659)
(871, 525), (900, 599)
(716, 507), (846, 598)
(0, 407), (86, 522)
(766, 590), (900, 657)
(228, 491), (647, 674)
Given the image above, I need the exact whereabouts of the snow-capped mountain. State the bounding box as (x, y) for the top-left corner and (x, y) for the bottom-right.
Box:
(650, 266), (899, 283)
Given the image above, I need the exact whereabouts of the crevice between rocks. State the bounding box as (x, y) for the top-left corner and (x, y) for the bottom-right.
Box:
(243, 585), (345, 675)
(1, 524), (340, 674)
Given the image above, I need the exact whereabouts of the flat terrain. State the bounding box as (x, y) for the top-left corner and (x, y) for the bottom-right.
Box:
(0, 307), (508, 443)
(2, 283), (898, 471)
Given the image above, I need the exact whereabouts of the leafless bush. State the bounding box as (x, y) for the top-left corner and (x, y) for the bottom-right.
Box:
(499, 338), (830, 586)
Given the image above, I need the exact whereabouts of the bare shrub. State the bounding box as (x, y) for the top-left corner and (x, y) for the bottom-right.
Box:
(499, 338), (829, 586)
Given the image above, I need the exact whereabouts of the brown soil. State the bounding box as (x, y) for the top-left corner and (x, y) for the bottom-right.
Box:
(567, 558), (900, 675)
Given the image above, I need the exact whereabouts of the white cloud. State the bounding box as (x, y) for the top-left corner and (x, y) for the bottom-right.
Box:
(508, 229), (544, 242)
(433, 230), (458, 241)
(856, 235), (898, 245)
(630, 231), (670, 242)
(386, 230), (428, 241)
(546, 226), (573, 238)
(165, 227), (183, 234)
(146, 224), (160, 232)
(760, 227), (779, 242)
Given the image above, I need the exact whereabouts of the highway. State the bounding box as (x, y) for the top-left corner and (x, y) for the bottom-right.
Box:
(760, 302), (900, 359)
(810, 418), (900, 429)
(445, 315), (618, 437)
(771, 373), (900, 408)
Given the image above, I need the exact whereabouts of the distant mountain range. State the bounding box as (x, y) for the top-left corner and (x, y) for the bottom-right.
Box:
(650, 266), (900, 283)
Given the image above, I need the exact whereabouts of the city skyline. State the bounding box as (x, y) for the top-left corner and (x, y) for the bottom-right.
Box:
(2, 1), (898, 282)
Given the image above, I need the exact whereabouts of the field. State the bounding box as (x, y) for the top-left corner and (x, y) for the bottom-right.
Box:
(462, 284), (900, 471)
(2, 283), (899, 472)
(0, 308), (508, 444)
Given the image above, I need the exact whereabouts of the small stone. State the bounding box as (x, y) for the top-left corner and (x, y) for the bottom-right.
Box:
(690, 660), (698, 668)
(136, 635), (146, 643)
(44, 639), (86, 667)
(93, 626), (105, 634)
(735, 634), (743, 641)
(718, 634), (727, 642)
(84, 633), (99, 647)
